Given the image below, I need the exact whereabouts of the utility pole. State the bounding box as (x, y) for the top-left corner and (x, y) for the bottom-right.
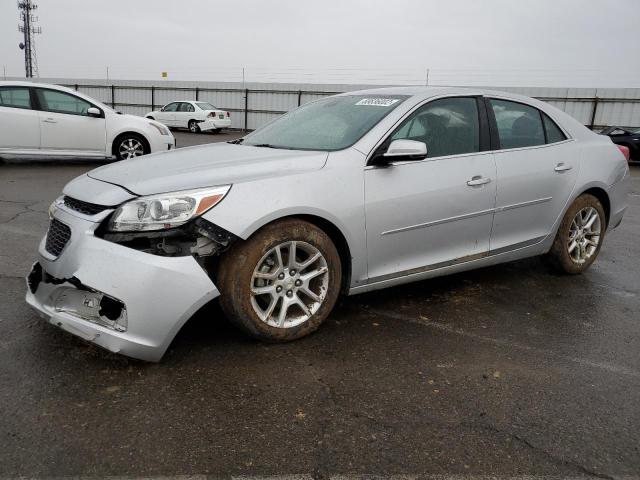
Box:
(18, 0), (41, 78)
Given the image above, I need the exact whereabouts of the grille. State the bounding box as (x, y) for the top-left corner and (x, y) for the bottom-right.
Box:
(63, 196), (109, 216)
(45, 219), (71, 257)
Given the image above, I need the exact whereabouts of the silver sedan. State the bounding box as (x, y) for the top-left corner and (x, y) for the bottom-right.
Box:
(26, 87), (630, 361)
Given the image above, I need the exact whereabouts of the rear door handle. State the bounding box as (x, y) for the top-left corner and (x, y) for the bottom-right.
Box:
(42, 118), (57, 123)
(467, 176), (491, 186)
(554, 163), (572, 172)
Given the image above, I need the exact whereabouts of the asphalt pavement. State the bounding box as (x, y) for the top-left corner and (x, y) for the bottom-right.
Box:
(1, 130), (639, 478)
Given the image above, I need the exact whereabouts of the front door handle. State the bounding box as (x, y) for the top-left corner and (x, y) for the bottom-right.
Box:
(42, 118), (57, 123)
(467, 176), (491, 186)
(554, 163), (572, 172)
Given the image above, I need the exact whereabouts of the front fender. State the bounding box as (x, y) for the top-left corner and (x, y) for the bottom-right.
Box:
(200, 152), (368, 286)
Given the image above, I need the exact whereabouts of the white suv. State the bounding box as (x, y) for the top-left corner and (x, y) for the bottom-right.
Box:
(0, 81), (175, 161)
(146, 101), (231, 133)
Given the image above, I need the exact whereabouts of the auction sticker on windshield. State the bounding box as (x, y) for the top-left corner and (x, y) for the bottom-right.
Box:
(355, 98), (400, 107)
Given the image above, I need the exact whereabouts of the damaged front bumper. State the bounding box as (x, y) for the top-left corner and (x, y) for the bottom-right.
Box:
(25, 204), (220, 362)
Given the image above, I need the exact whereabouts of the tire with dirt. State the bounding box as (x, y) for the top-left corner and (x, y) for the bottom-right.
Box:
(217, 218), (342, 342)
(547, 193), (606, 274)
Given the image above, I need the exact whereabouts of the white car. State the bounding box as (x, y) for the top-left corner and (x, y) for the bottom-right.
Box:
(0, 81), (175, 161)
(146, 101), (231, 133)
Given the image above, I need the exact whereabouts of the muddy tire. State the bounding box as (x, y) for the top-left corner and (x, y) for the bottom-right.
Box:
(547, 194), (606, 274)
(217, 218), (341, 342)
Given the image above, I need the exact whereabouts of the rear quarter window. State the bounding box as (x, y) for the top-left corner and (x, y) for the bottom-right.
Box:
(542, 113), (567, 144)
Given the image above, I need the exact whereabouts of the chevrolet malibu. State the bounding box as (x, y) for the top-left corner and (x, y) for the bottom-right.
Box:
(26, 87), (630, 361)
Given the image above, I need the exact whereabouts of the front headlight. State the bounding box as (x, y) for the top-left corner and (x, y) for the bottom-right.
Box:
(108, 185), (230, 232)
(148, 121), (170, 136)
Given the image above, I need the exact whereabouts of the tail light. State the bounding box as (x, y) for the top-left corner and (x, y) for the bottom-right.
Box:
(617, 145), (630, 161)
(226, 111), (230, 117)
(208, 112), (215, 118)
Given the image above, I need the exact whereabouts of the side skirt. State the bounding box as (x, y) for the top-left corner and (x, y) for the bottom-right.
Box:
(349, 236), (547, 296)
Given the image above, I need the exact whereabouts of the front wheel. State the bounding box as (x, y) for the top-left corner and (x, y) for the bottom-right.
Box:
(547, 194), (606, 274)
(217, 219), (342, 342)
(188, 120), (200, 133)
(114, 134), (147, 160)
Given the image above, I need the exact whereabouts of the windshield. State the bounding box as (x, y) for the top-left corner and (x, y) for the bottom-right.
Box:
(196, 102), (217, 110)
(243, 94), (409, 151)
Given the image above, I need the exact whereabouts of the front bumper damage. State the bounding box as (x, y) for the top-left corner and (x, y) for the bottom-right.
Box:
(25, 204), (220, 362)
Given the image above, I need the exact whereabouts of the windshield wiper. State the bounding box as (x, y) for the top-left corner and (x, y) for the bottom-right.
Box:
(251, 143), (278, 148)
(227, 138), (244, 145)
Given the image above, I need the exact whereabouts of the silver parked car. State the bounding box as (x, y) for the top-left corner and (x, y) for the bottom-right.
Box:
(26, 87), (630, 361)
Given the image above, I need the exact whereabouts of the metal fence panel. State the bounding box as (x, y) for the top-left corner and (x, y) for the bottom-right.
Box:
(10, 77), (640, 131)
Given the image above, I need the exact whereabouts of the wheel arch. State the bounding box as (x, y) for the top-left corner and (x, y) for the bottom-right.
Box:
(236, 213), (353, 295)
(544, 181), (612, 253)
(580, 186), (611, 227)
(111, 131), (151, 157)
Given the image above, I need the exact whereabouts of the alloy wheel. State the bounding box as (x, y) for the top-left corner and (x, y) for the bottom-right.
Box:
(567, 206), (601, 264)
(250, 241), (329, 328)
(118, 138), (144, 159)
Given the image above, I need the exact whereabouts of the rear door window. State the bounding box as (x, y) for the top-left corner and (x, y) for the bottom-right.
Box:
(0, 87), (32, 109)
(489, 99), (545, 149)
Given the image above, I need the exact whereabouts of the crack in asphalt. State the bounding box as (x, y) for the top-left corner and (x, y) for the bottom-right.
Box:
(361, 306), (640, 379)
(470, 422), (617, 480)
(0, 200), (48, 225)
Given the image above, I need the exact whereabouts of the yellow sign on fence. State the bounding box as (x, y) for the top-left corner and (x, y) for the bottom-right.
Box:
(161, 72), (168, 78)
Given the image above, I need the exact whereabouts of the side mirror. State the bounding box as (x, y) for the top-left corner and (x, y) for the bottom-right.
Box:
(370, 139), (428, 166)
(384, 139), (427, 159)
(87, 107), (102, 118)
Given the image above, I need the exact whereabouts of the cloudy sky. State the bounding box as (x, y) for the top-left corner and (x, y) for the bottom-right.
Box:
(2, 0), (639, 87)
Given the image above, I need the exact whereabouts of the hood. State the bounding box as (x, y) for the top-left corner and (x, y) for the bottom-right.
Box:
(88, 143), (328, 196)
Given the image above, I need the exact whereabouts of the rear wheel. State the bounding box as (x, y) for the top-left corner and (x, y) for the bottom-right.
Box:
(217, 219), (342, 342)
(547, 194), (606, 274)
(188, 120), (200, 133)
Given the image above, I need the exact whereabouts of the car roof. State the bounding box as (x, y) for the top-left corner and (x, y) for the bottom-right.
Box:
(0, 80), (77, 91)
(339, 85), (541, 103)
(0, 80), (113, 111)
